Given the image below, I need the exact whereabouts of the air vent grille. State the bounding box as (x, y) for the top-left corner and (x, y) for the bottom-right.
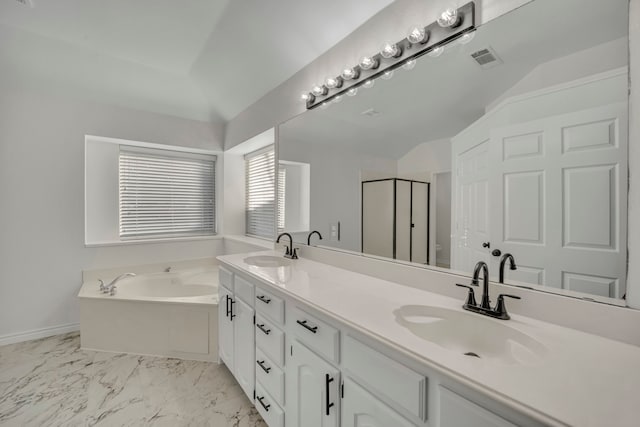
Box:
(470, 47), (502, 69)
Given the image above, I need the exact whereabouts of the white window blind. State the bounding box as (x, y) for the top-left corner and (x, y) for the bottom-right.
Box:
(119, 147), (216, 239)
(245, 146), (276, 238)
(277, 167), (286, 231)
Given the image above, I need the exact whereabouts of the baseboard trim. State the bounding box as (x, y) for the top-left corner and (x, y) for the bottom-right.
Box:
(0, 323), (80, 347)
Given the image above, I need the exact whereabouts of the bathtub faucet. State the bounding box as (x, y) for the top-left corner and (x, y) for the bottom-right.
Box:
(99, 273), (136, 296)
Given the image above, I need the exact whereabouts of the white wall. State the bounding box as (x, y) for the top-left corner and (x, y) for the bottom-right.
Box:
(0, 81), (225, 343)
(487, 37), (629, 112)
(397, 138), (452, 181)
(280, 140), (397, 251)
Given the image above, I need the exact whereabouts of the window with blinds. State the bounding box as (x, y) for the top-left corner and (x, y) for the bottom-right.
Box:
(119, 147), (216, 239)
(245, 146), (276, 238)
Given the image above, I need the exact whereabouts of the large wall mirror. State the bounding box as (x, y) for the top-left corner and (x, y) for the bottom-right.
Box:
(278, 0), (629, 305)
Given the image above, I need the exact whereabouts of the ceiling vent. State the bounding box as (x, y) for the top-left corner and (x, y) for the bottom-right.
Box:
(470, 47), (502, 69)
(361, 108), (381, 117)
(14, 0), (34, 7)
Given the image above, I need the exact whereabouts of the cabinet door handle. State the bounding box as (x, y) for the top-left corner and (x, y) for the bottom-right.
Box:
(257, 295), (271, 304)
(256, 323), (271, 335)
(325, 374), (335, 415)
(256, 395), (270, 412)
(225, 295), (230, 318)
(229, 298), (236, 320)
(256, 360), (271, 373)
(296, 319), (318, 334)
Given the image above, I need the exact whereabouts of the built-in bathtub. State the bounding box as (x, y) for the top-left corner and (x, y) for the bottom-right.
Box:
(78, 264), (219, 362)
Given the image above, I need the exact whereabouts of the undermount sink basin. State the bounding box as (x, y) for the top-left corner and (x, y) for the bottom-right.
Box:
(243, 255), (292, 268)
(393, 305), (547, 365)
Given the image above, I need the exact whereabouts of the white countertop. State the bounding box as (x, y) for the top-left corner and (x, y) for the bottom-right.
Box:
(218, 250), (640, 427)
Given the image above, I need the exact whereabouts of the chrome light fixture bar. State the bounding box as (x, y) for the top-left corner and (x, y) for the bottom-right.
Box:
(305, 2), (475, 110)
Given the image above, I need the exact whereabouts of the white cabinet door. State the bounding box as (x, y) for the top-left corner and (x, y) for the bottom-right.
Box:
(286, 340), (340, 427)
(233, 297), (255, 400)
(342, 378), (416, 427)
(439, 387), (516, 427)
(218, 286), (234, 370)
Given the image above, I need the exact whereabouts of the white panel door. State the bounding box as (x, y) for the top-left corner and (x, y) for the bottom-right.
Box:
(452, 140), (492, 273)
(286, 340), (340, 427)
(411, 182), (430, 264)
(218, 286), (234, 370)
(396, 180), (412, 262)
(233, 298), (255, 400)
(362, 180), (394, 258)
(491, 103), (627, 297)
(341, 378), (415, 427)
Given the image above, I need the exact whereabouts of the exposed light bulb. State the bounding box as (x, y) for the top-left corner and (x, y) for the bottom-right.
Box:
(312, 85), (327, 96)
(407, 26), (428, 44)
(380, 41), (401, 59)
(341, 67), (359, 80)
(437, 7), (460, 28)
(325, 76), (343, 89)
(402, 59), (417, 70)
(381, 70), (394, 80)
(300, 92), (315, 102)
(363, 79), (375, 89)
(458, 30), (476, 45)
(346, 88), (358, 97)
(359, 56), (379, 70)
(333, 95), (343, 103)
(427, 46), (444, 58)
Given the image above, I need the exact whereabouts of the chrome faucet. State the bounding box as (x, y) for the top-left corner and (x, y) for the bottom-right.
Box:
(276, 232), (298, 259)
(99, 273), (135, 296)
(307, 230), (323, 246)
(499, 253), (517, 284)
(456, 261), (520, 320)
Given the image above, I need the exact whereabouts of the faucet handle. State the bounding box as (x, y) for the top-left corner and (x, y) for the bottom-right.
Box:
(494, 294), (521, 319)
(291, 247), (299, 259)
(109, 285), (117, 296)
(456, 284), (478, 307)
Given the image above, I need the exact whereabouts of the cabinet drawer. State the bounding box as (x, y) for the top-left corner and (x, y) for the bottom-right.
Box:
(255, 314), (285, 366)
(218, 266), (233, 291)
(255, 384), (285, 427)
(255, 286), (285, 325)
(256, 348), (285, 406)
(290, 306), (339, 363)
(234, 275), (255, 306)
(343, 335), (427, 421)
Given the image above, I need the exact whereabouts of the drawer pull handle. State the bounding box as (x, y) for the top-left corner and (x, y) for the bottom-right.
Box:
(296, 319), (318, 334)
(325, 374), (335, 415)
(256, 395), (270, 412)
(256, 323), (271, 335)
(257, 360), (271, 373)
(257, 295), (272, 304)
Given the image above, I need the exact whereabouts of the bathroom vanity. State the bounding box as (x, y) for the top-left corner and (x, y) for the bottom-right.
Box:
(217, 251), (640, 427)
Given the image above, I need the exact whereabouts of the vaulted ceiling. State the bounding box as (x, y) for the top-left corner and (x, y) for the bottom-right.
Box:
(0, 0), (393, 122)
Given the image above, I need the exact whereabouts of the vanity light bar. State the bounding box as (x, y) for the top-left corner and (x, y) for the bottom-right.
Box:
(305, 1), (476, 110)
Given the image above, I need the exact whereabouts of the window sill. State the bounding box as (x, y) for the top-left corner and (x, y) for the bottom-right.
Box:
(85, 235), (222, 248)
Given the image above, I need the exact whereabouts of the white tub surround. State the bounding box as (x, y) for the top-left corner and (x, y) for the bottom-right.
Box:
(218, 250), (640, 427)
(78, 262), (219, 362)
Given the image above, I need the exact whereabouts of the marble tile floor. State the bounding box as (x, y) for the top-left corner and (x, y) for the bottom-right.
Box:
(0, 332), (267, 427)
